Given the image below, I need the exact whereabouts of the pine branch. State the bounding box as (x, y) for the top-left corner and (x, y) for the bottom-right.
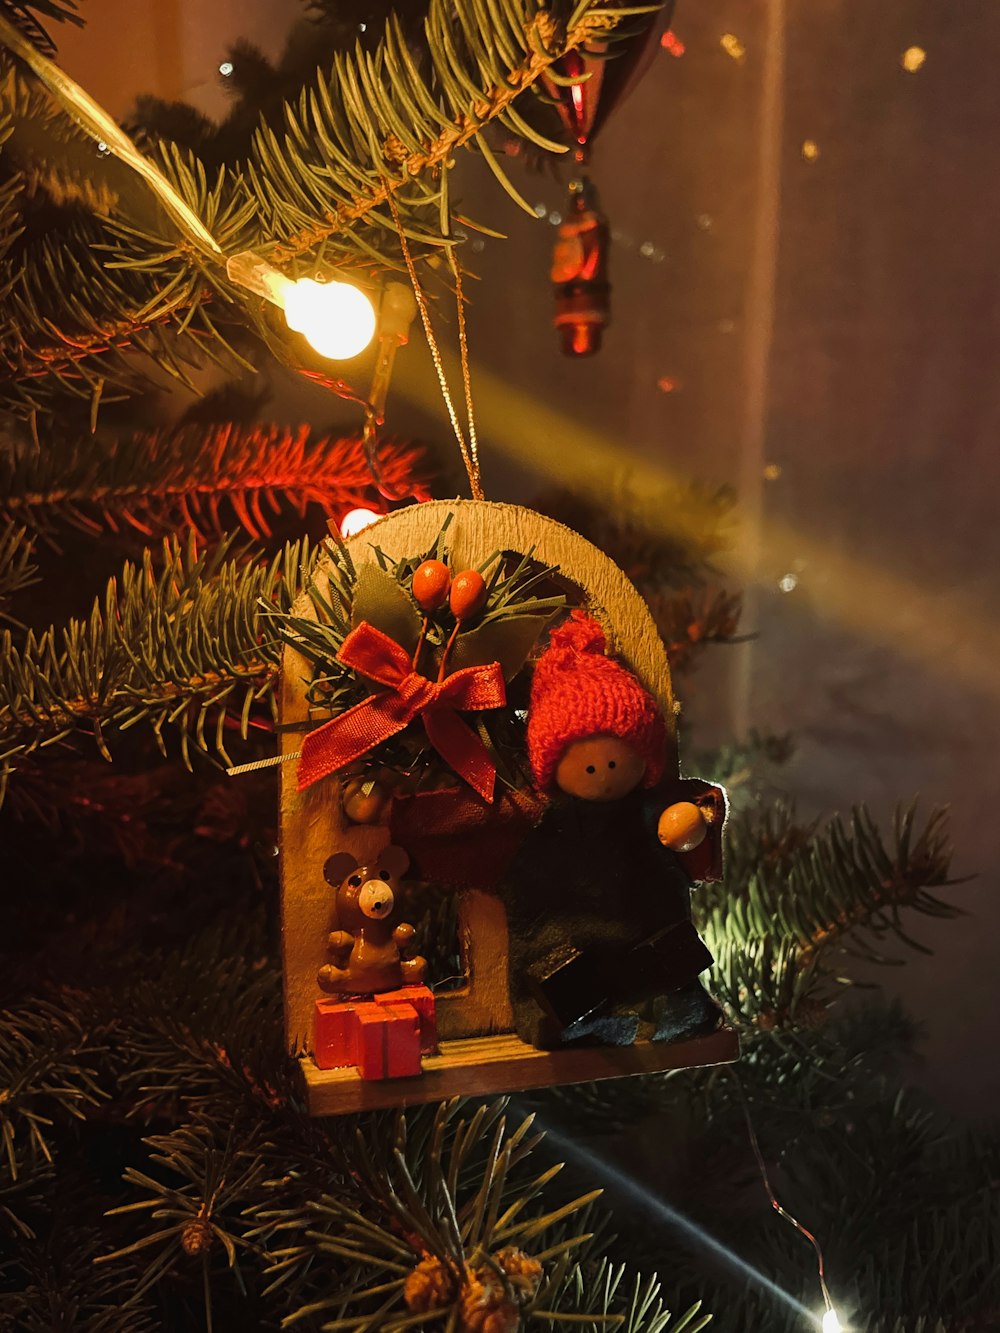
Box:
(0, 1), (82, 58)
(0, 0), (645, 410)
(112, 917), (290, 1123)
(537, 480), (739, 593)
(698, 803), (958, 1029)
(96, 1123), (271, 1307)
(4, 1227), (160, 1333)
(0, 532), (311, 786)
(257, 4), (629, 263)
(1, 140), (258, 415)
(1, 424), (430, 542)
(258, 1099), (604, 1331)
(645, 585), (746, 675)
(690, 730), (794, 802)
(0, 522), (37, 618)
(0, 999), (107, 1179)
(536, 1261), (711, 1333)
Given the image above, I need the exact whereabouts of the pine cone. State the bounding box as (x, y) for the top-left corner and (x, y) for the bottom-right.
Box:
(404, 1255), (458, 1313)
(493, 1247), (543, 1305)
(180, 1216), (214, 1256)
(459, 1269), (519, 1333)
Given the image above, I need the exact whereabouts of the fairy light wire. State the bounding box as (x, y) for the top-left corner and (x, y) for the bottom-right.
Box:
(730, 1069), (838, 1320)
(0, 13), (224, 262)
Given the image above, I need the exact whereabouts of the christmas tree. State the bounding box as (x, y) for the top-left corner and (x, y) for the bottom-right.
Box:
(0, 4), (995, 1331)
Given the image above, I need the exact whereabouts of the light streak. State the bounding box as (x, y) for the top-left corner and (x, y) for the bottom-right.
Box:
(530, 1115), (816, 1323)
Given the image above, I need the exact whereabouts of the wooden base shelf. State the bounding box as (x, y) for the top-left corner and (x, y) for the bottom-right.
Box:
(300, 1026), (740, 1115)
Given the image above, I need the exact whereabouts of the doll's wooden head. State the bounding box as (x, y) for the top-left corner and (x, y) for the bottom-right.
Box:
(527, 610), (666, 801)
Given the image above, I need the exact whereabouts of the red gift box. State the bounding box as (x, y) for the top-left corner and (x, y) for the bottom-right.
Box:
(355, 1001), (421, 1080)
(313, 998), (364, 1071)
(374, 985), (437, 1055)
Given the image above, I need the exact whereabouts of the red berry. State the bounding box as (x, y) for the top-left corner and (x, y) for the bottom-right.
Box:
(449, 569), (487, 620)
(412, 559), (450, 612)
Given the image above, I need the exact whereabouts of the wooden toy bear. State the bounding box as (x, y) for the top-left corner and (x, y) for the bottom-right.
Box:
(318, 845), (427, 995)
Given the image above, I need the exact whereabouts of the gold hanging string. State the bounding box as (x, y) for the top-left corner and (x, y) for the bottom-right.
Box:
(385, 186), (484, 502)
(447, 249), (482, 498)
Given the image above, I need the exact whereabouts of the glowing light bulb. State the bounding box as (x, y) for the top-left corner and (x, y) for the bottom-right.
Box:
(283, 278), (376, 360)
(339, 507), (381, 538)
(225, 252), (377, 361)
(821, 1310), (843, 1333)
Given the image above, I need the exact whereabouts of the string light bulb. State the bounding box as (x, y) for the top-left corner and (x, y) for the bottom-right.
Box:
(821, 1309), (843, 1333)
(339, 507), (381, 538)
(225, 252), (376, 361)
(283, 277), (376, 359)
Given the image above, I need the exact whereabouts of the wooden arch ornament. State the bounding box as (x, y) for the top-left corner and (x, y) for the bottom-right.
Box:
(279, 500), (738, 1114)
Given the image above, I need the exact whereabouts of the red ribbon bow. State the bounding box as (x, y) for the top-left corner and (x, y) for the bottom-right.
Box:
(297, 621), (507, 802)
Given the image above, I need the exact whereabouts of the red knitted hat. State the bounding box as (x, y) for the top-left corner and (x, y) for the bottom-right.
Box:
(527, 609), (666, 793)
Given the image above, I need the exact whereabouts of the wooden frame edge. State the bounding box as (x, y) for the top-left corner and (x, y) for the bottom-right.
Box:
(300, 1026), (740, 1114)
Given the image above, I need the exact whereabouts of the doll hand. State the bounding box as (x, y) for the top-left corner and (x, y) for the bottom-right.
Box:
(392, 922), (416, 948)
(657, 801), (709, 853)
(327, 929), (354, 957)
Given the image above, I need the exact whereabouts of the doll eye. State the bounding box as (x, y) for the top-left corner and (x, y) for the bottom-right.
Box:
(378, 869), (390, 880)
(348, 874), (363, 888)
(586, 764), (596, 774)
(608, 761), (616, 769)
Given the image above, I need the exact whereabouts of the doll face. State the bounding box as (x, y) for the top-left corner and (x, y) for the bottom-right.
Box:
(554, 735), (646, 802)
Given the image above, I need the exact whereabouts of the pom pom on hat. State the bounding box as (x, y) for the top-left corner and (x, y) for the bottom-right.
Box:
(528, 608), (666, 793)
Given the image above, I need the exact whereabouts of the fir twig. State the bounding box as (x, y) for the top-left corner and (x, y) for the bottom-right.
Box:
(0, 0), (646, 412)
(0, 521), (37, 620)
(0, 532), (312, 781)
(699, 803), (959, 1029)
(0, 425), (429, 543)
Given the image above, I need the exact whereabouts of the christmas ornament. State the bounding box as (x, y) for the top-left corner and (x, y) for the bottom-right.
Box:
(276, 501), (738, 1114)
(541, 13), (668, 356)
(269, 62), (733, 1111)
(550, 179), (610, 357)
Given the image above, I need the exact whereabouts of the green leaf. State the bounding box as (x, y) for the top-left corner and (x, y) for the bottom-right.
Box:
(449, 611), (553, 680)
(349, 561), (423, 656)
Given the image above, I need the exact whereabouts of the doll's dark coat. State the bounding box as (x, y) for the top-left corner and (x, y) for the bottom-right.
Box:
(501, 781), (717, 1048)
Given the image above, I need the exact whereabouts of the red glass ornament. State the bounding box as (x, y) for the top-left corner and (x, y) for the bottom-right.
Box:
(551, 180), (610, 358)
